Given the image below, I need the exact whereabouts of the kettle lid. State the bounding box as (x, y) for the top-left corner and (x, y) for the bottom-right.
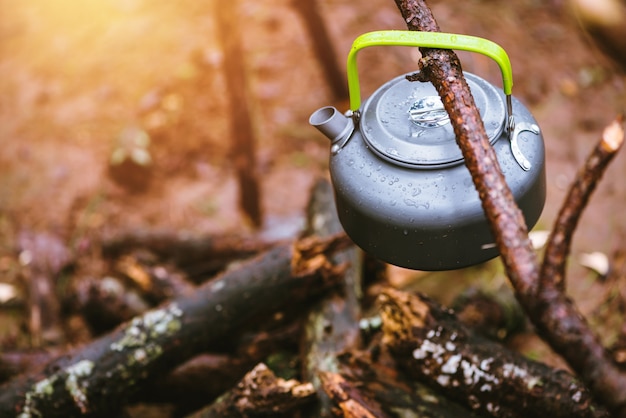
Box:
(361, 72), (505, 168)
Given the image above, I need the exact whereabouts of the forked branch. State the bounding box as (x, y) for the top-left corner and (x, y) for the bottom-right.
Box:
(393, 0), (626, 414)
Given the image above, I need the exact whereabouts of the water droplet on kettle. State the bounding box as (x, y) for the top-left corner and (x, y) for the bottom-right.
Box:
(403, 230), (408, 235)
(347, 159), (355, 166)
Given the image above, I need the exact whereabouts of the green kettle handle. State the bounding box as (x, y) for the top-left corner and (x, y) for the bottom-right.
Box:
(346, 30), (513, 112)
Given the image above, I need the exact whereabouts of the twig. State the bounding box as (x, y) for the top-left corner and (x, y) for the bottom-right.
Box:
(541, 117), (625, 291)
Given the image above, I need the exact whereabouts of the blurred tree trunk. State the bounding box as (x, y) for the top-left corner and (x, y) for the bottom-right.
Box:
(215, 0), (263, 227)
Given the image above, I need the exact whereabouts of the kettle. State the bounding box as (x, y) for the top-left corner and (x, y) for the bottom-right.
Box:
(309, 31), (546, 271)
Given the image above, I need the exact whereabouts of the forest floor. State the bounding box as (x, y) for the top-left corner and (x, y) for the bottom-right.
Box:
(0, 0), (625, 413)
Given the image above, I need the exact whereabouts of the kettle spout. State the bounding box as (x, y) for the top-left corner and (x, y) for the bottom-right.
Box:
(309, 106), (354, 144)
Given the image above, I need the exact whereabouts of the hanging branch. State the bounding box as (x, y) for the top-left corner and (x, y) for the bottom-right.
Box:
(393, 0), (540, 299)
(392, 0), (626, 415)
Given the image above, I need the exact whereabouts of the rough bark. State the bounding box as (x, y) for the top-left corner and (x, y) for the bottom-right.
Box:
(134, 322), (302, 416)
(393, 1), (626, 414)
(186, 363), (316, 418)
(0, 235), (349, 418)
(101, 229), (269, 281)
(533, 118), (626, 415)
(320, 371), (387, 418)
(337, 342), (483, 418)
(380, 288), (610, 418)
(301, 178), (363, 417)
(393, 0), (540, 301)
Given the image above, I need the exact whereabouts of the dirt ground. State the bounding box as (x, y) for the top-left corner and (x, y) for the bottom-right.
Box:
(1, 0), (625, 394)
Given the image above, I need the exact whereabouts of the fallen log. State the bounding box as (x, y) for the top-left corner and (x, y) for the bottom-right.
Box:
(133, 321), (302, 416)
(0, 234), (350, 418)
(379, 288), (610, 418)
(337, 337), (485, 418)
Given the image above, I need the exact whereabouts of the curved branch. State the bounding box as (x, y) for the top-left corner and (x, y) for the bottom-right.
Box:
(541, 117), (624, 291)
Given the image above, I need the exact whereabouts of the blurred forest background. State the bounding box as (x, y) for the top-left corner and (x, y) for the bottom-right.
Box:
(0, 0), (625, 415)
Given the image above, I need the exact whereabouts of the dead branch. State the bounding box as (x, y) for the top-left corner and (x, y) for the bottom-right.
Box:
(301, 178), (363, 417)
(534, 117), (626, 413)
(380, 288), (610, 418)
(393, 0), (540, 303)
(186, 363), (316, 418)
(101, 229), (270, 281)
(132, 321), (302, 415)
(0, 235), (347, 417)
(393, 1), (626, 414)
(319, 371), (387, 418)
(541, 118), (625, 291)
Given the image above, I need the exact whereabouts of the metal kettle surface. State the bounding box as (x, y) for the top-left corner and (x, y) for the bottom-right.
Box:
(310, 31), (546, 271)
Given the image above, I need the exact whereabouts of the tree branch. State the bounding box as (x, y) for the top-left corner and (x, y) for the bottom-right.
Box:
(393, 1), (626, 414)
(541, 117), (625, 291)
